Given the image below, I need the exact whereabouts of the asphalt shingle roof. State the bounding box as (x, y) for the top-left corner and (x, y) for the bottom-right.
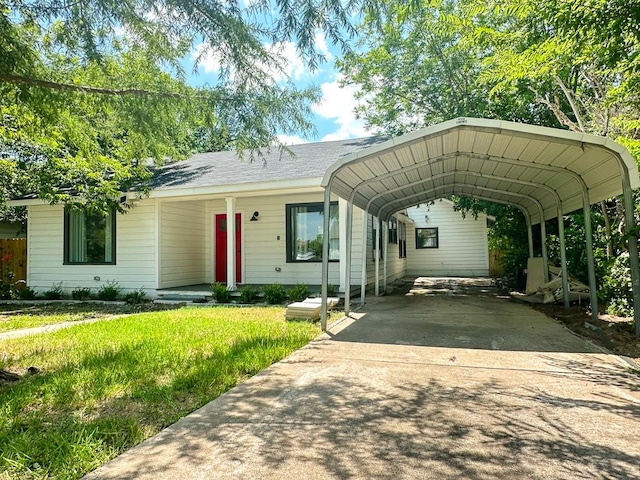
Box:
(150, 136), (386, 191)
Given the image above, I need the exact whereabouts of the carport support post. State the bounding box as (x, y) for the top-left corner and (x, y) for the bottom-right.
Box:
(558, 210), (570, 309)
(374, 217), (380, 296)
(525, 215), (534, 258)
(582, 201), (598, 321)
(383, 220), (389, 292)
(360, 209), (368, 305)
(321, 187), (331, 331)
(344, 202), (354, 316)
(541, 220), (549, 282)
(621, 173), (640, 335)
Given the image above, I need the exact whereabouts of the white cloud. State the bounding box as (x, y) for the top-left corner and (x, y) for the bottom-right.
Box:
(314, 32), (333, 61)
(277, 134), (309, 145)
(191, 42), (223, 74)
(313, 75), (370, 141)
(263, 42), (306, 82)
(190, 41), (311, 82)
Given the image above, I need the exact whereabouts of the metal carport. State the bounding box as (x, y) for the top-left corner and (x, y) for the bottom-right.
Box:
(318, 117), (640, 334)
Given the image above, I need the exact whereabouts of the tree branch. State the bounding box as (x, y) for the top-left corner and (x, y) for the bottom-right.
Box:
(528, 86), (581, 132)
(0, 72), (183, 98)
(553, 75), (585, 132)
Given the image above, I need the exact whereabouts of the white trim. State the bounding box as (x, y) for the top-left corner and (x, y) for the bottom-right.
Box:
(226, 197), (236, 290)
(149, 178), (324, 199)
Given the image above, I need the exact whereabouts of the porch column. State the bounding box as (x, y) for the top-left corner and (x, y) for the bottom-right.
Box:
(557, 209), (570, 309)
(338, 199), (348, 293)
(320, 187), (331, 331)
(344, 202), (354, 316)
(374, 217), (380, 296)
(360, 209), (368, 305)
(225, 196), (236, 290)
(383, 220), (389, 292)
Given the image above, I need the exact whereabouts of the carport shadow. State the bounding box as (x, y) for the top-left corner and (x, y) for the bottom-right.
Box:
(89, 372), (640, 479)
(332, 277), (603, 354)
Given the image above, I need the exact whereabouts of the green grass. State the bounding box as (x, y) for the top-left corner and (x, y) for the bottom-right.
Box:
(0, 306), (321, 480)
(0, 303), (175, 333)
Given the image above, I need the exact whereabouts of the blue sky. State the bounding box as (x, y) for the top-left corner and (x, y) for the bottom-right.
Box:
(183, 33), (370, 145)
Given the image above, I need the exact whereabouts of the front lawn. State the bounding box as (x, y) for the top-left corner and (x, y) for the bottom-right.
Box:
(0, 303), (174, 333)
(0, 306), (321, 480)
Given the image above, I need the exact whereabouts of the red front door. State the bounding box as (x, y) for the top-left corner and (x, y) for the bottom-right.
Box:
(215, 213), (241, 284)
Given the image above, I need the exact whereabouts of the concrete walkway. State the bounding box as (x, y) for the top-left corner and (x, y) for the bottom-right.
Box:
(85, 279), (640, 479)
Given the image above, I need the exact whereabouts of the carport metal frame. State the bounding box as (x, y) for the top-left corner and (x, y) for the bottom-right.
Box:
(318, 118), (640, 335)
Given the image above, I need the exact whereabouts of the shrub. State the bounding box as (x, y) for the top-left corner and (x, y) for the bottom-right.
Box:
(239, 285), (258, 304)
(327, 284), (337, 297)
(125, 289), (148, 304)
(287, 283), (309, 302)
(263, 283), (286, 304)
(601, 252), (633, 316)
(43, 282), (64, 300)
(211, 282), (231, 303)
(97, 280), (121, 301)
(18, 286), (37, 300)
(71, 287), (92, 301)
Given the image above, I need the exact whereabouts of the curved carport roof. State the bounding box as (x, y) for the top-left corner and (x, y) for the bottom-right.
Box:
(318, 117), (640, 333)
(322, 117), (639, 224)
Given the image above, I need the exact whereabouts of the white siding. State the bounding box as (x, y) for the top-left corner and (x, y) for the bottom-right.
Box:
(158, 201), (207, 288)
(203, 193), (368, 289)
(27, 201), (157, 295)
(406, 199), (489, 276)
(362, 215), (408, 287)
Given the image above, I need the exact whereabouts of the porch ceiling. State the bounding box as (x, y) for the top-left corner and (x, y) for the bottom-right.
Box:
(321, 118), (640, 225)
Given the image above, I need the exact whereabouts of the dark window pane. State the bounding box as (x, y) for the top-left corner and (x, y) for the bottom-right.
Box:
(416, 227), (438, 249)
(65, 209), (115, 264)
(286, 202), (339, 262)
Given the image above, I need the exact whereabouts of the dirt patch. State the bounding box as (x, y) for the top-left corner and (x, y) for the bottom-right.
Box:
(529, 302), (640, 365)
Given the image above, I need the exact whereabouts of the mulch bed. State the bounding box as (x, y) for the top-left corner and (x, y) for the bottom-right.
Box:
(530, 302), (640, 366)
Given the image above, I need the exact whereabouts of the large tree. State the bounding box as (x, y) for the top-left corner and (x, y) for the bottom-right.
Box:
(1, 0), (378, 213)
(340, 0), (640, 311)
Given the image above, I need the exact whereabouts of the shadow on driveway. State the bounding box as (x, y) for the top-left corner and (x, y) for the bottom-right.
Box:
(85, 277), (640, 479)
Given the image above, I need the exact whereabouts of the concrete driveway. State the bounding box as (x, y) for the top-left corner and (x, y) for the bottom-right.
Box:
(85, 278), (640, 479)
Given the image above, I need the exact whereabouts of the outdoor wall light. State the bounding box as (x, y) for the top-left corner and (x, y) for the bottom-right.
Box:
(250, 211), (259, 221)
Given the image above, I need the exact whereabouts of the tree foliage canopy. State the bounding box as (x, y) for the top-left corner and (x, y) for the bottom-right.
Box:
(1, 0), (379, 213)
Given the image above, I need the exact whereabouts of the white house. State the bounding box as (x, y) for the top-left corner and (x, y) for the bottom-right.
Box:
(406, 199), (489, 277)
(11, 137), (489, 297)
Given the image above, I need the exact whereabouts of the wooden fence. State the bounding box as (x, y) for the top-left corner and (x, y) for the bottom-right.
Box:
(0, 238), (27, 284)
(488, 249), (504, 277)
